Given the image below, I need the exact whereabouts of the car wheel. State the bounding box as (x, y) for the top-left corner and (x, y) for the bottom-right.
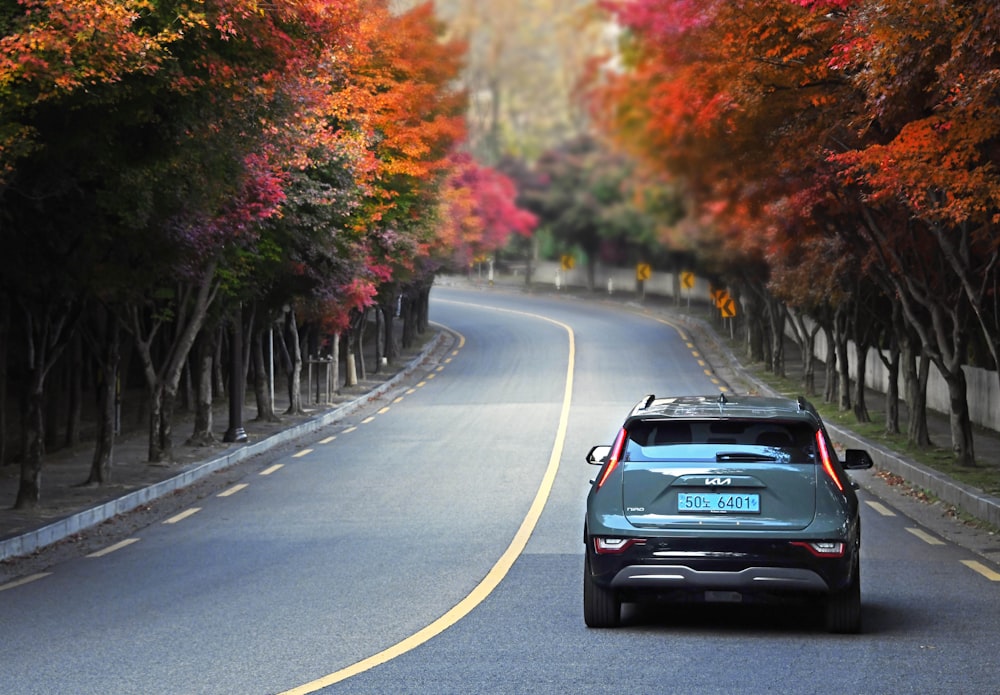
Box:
(584, 553), (621, 628)
(825, 560), (861, 634)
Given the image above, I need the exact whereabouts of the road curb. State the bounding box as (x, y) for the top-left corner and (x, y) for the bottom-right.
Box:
(0, 330), (450, 563)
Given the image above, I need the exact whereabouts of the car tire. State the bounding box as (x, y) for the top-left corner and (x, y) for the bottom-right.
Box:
(584, 553), (621, 628)
(825, 560), (861, 634)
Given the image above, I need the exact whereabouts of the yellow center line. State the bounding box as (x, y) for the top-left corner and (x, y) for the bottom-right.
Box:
(260, 464), (284, 475)
(962, 560), (1000, 581)
(378, 407), (390, 415)
(906, 527), (945, 545)
(319, 436), (336, 444)
(279, 310), (571, 694)
(0, 573), (51, 592)
(163, 508), (201, 524)
(87, 538), (141, 558)
(342, 426), (357, 434)
(361, 416), (375, 424)
(292, 449), (312, 458)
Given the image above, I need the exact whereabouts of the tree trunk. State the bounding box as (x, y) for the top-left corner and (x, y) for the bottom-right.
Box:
(251, 326), (279, 422)
(852, 341), (871, 423)
(187, 327), (216, 446)
(64, 333), (83, 448)
(767, 296), (785, 377)
(943, 366), (976, 466)
(905, 349), (932, 447)
(158, 387), (177, 460)
(834, 307), (852, 411)
(330, 331), (340, 396)
(15, 376), (45, 509)
(84, 318), (120, 485)
(823, 324), (838, 405)
(381, 295), (400, 363)
(883, 344), (901, 435)
(743, 290), (765, 363)
(374, 306), (384, 374)
(14, 300), (76, 508)
(354, 309), (367, 381)
(284, 309), (304, 415)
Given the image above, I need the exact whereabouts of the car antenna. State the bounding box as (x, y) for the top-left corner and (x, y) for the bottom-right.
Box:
(641, 394), (656, 409)
(718, 393), (728, 405)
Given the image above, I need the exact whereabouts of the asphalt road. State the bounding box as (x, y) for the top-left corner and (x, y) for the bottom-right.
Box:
(1, 287), (998, 694)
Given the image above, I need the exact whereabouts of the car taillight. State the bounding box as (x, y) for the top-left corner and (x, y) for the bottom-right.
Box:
(594, 427), (627, 489)
(815, 430), (845, 492)
(791, 541), (846, 558)
(594, 537), (646, 554)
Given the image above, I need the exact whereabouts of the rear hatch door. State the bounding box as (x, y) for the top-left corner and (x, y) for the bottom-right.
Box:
(621, 444), (818, 530)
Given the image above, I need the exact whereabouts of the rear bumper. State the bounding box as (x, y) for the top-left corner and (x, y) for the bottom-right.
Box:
(609, 564), (829, 593)
(586, 534), (858, 597)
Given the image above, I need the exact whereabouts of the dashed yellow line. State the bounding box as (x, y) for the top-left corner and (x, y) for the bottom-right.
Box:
(87, 538), (140, 558)
(361, 416), (375, 424)
(218, 484), (248, 498)
(865, 500), (896, 517)
(292, 449), (312, 458)
(377, 407), (390, 415)
(260, 464), (285, 475)
(342, 426), (357, 434)
(0, 573), (51, 592)
(163, 508), (201, 524)
(906, 527), (945, 545)
(319, 436), (336, 444)
(962, 560), (1000, 581)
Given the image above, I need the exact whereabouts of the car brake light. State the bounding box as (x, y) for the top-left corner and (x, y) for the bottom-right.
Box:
(815, 430), (845, 492)
(595, 427), (627, 489)
(594, 537), (646, 554)
(791, 541), (846, 558)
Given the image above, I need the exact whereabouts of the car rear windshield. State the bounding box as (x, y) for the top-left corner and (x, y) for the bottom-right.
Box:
(624, 420), (817, 461)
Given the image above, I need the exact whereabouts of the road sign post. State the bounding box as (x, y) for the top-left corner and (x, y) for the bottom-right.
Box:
(636, 263), (651, 302)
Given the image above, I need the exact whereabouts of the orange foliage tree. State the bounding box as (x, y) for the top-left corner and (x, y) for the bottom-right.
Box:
(590, 0), (1000, 465)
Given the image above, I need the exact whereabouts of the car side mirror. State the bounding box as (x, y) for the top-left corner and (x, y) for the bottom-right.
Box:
(843, 449), (874, 470)
(587, 445), (611, 465)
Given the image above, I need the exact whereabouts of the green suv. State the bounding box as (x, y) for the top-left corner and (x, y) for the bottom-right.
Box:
(584, 394), (875, 633)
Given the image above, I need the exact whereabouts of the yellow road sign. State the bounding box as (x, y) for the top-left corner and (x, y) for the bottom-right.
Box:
(681, 271), (695, 289)
(720, 296), (737, 318)
(711, 288), (729, 307)
(561, 255), (575, 270)
(636, 263), (651, 281)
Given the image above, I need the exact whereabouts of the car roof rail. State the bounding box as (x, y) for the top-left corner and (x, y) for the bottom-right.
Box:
(797, 396), (820, 417)
(639, 394), (656, 410)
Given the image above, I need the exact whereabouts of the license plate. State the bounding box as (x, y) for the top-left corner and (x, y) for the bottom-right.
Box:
(677, 492), (760, 513)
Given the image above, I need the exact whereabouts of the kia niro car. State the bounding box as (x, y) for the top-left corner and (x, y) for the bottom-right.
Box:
(584, 394), (874, 633)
